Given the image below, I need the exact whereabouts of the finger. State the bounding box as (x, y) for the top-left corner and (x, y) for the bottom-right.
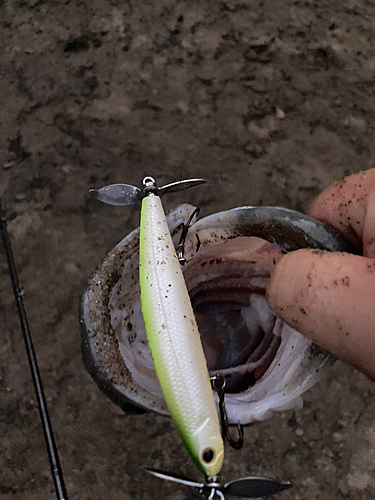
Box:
(266, 249), (375, 380)
(307, 168), (375, 257)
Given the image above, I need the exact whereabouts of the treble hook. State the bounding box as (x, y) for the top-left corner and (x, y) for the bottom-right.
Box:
(211, 374), (244, 450)
(176, 207), (200, 265)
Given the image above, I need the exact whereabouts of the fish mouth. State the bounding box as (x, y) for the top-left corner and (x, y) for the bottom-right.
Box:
(183, 236), (284, 394)
(109, 231), (301, 410)
(81, 204), (350, 423)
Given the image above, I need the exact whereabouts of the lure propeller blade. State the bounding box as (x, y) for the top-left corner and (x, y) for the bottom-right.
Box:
(89, 183), (141, 206)
(145, 468), (292, 499)
(159, 178), (207, 195)
(90, 178), (207, 206)
(144, 468), (204, 489)
(223, 476), (292, 498)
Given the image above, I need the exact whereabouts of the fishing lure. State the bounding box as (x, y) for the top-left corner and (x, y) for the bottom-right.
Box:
(92, 176), (224, 477)
(90, 177), (292, 499)
(139, 177), (224, 477)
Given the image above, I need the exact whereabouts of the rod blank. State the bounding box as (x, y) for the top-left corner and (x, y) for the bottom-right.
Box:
(0, 199), (68, 500)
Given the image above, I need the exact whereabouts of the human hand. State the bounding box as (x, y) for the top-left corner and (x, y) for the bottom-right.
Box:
(266, 169), (375, 379)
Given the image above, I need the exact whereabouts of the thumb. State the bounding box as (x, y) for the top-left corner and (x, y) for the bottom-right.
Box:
(266, 249), (375, 379)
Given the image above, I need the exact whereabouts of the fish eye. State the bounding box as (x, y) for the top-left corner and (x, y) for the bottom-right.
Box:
(202, 448), (215, 463)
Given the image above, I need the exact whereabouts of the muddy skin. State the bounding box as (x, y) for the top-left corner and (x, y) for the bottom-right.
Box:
(2, 1), (375, 499)
(267, 249), (375, 380)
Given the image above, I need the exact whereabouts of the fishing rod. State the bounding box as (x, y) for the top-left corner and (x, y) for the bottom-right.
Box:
(0, 199), (68, 500)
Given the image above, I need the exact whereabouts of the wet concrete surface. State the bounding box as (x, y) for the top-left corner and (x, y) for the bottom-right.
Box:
(1, 0), (375, 499)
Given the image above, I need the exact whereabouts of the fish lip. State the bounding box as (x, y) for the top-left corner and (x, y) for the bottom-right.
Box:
(80, 205), (357, 416)
(193, 205), (357, 254)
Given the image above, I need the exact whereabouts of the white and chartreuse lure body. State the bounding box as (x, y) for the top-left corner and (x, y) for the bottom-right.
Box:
(139, 194), (224, 478)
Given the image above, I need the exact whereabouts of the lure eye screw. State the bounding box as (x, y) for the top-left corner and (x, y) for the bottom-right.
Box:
(143, 176), (156, 187)
(142, 176), (158, 196)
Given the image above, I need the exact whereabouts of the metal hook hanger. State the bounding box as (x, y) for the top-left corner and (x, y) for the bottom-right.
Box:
(208, 487), (225, 500)
(211, 374), (244, 450)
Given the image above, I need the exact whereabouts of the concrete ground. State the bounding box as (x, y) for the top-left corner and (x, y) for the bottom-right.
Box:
(1, 0), (375, 499)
